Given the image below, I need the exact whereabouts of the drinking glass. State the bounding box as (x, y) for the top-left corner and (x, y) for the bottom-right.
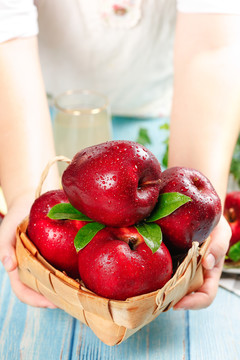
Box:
(52, 89), (112, 173)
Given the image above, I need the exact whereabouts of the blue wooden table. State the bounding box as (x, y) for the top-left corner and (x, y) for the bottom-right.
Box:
(1, 116), (240, 359)
(1, 263), (240, 360)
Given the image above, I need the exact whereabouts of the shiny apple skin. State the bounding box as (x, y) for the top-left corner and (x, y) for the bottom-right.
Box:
(62, 141), (161, 227)
(78, 226), (172, 300)
(27, 190), (87, 278)
(155, 167), (222, 251)
(224, 191), (240, 252)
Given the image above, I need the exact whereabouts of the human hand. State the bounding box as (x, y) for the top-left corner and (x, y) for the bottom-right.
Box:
(0, 194), (56, 308)
(173, 215), (231, 310)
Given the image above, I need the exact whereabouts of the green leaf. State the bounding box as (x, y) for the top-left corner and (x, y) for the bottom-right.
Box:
(228, 241), (240, 262)
(162, 143), (169, 168)
(136, 128), (152, 146)
(159, 122), (169, 168)
(146, 192), (192, 222)
(74, 222), (105, 252)
(159, 123), (169, 130)
(135, 223), (162, 253)
(47, 203), (93, 221)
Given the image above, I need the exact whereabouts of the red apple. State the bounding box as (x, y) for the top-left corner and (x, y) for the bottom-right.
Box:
(78, 226), (172, 300)
(155, 167), (222, 251)
(224, 191), (240, 251)
(62, 140), (162, 227)
(27, 190), (87, 278)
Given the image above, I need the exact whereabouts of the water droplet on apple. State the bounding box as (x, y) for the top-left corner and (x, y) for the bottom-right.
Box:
(180, 187), (188, 192)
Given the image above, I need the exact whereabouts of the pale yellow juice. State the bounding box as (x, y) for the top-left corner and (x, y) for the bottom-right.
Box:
(53, 110), (112, 173)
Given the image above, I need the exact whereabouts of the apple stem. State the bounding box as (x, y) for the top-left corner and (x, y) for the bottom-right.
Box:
(128, 238), (138, 250)
(114, 232), (142, 250)
(141, 179), (161, 187)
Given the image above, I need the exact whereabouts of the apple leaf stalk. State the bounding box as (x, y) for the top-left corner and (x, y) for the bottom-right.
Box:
(47, 192), (191, 253)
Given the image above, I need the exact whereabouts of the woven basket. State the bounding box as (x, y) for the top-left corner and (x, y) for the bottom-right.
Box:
(16, 156), (211, 346)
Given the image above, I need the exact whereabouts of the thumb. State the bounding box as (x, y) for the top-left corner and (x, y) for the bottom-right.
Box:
(202, 215), (231, 270)
(0, 212), (21, 273)
(0, 245), (18, 272)
(0, 194), (34, 273)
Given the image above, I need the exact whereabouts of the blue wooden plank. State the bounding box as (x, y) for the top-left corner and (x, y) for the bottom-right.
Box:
(188, 287), (240, 360)
(71, 309), (187, 360)
(0, 268), (27, 360)
(0, 263), (75, 360)
(1, 258), (187, 360)
(2, 251), (240, 359)
(18, 308), (76, 360)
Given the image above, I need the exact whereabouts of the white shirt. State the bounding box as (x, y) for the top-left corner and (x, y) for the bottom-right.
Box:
(1, 0), (240, 117)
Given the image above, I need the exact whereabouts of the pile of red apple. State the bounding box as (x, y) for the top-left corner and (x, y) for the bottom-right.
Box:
(27, 140), (222, 300)
(224, 191), (240, 264)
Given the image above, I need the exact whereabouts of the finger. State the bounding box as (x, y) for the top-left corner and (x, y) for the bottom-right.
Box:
(202, 216), (231, 270)
(8, 269), (57, 308)
(0, 209), (23, 271)
(0, 240), (18, 273)
(0, 242), (18, 272)
(0, 196), (34, 271)
(174, 258), (224, 310)
(0, 198), (57, 308)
